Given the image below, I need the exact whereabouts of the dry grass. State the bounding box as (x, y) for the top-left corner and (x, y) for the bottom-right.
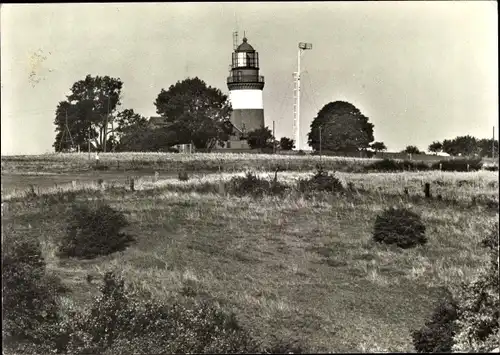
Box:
(2, 169), (498, 352)
(1, 152), (374, 175)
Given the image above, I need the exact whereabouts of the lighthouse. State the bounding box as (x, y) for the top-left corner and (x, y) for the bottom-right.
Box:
(225, 36), (265, 149)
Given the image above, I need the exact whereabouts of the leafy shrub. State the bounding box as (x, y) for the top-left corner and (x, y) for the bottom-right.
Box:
(431, 158), (483, 172)
(58, 201), (133, 259)
(484, 165), (499, 171)
(365, 159), (430, 172)
(297, 167), (344, 193)
(452, 223), (499, 352)
(61, 272), (261, 354)
(411, 295), (459, 352)
(372, 207), (427, 248)
(227, 172), (287, 197)
(2, 231), (67, 354)
(404, 160), (431, 171)
(178, 171), (189, 181)
(92, 164), (110, 171)
(413, 223), (499, 353)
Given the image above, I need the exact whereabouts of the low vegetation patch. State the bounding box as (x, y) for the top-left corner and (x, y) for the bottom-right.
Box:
(2, 231), (68, 354)
(412, 223), (499, 353)
(60, 272), (264, 355)
(452, 223), (499, 352)
(411, 294), (459, 353)
(372, 207), (427, 249)
(431, 158), (483, 172)
(297, 167), (344, 193)
(57, 201), (134, 259)
(365, 158), (431, 172)
(178, 171), (190, 181)
(226, 172), (288, 197)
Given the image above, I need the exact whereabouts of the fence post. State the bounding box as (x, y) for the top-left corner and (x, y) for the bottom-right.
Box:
(467, 164), (470, 172)
(97, 178), (104, 189)
(130, 178), (135, 192)
(424, 183), (431, 199)
(72, 180), (77, 189)
(218, 180), (225, 196)
(439, 163), (442, 171)
(153, 171), (159, 183)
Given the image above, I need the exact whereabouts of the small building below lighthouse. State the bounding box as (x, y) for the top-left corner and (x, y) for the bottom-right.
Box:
(222, 36), (265, 150)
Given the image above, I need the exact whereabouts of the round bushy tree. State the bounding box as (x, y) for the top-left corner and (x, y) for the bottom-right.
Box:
(372, 207), (427, 248)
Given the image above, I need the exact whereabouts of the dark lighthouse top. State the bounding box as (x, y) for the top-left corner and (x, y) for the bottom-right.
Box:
(227, 37), (265, 91)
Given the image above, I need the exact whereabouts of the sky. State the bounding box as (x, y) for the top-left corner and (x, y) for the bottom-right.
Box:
(1, 1), (498, 155)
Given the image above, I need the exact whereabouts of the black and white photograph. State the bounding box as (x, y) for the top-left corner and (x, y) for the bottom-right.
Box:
(1, 2), (499, 353)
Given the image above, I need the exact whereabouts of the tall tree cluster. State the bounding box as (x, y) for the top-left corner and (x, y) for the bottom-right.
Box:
(428, 135), (498, 157)
(54, 75), (233, 153)
(154, 77), (233, 151)
(53, 75), (146, 153)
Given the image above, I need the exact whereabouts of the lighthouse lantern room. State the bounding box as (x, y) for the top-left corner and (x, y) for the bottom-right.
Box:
(225, 36), (265, 149)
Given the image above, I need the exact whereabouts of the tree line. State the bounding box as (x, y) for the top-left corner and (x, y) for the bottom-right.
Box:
(53, 74), (498, 157)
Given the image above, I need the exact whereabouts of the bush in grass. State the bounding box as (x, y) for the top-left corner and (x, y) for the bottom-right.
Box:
(2, 231), (68, 354)
(61, 272), (263, 354)
(452, 223), (499, 352)
(58, 201), (133, 259)
(93, 164), (110, 171)
(411, 294), (459, 353)
(227, 172), (287, 197)
(365, 158), (430, 172)
(178, 171), (189, 181)
(365, 158), (401, 172)
(483, 165), (499, 172)
(297, 167), (344, 193)
(413, 223), (499, 353)
(404, 160), (430, 171)
(431, 158), (483, 172)
(372, 207), (427, 248)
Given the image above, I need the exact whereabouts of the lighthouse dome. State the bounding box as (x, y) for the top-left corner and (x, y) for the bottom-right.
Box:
(236, 37), (255, 52)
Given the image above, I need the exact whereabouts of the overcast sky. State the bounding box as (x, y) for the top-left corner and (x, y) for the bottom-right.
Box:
(1, 2), (498, 155)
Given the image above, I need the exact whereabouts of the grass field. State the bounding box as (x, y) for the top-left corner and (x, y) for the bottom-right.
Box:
(2, 164), (498, 352)
(1, 152), (374, 174)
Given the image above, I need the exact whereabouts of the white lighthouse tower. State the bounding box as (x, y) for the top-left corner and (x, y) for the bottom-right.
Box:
(225, 36), (265, 149)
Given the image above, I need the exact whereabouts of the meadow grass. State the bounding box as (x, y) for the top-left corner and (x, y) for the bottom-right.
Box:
(2, 169), (498, 352)
(2, 152), (374, 174)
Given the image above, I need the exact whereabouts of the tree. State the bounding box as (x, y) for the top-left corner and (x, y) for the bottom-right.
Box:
(307, 101), (374, 152)
(53, 74), (123, 152)
(477, 138), (499, 158)
(53, 100), (96, 152)
(154, 77), (232, 151)
(116, 126), (177, 152)
(246, 127), (274, 150)
(428, 141), (443, 155)
(371, 141), (387, 153)
(403, 145), (422, 155)
(442, 135), (479, 157)
(279, 137), (295, 151)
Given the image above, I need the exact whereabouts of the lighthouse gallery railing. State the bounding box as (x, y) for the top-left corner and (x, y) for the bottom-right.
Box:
(227, 75), (265, 84)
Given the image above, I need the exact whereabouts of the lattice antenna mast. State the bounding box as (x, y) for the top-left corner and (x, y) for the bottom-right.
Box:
(233, 31), (239, 51)
(293, 42), (312, 151)
(59, 109), (74, 152)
